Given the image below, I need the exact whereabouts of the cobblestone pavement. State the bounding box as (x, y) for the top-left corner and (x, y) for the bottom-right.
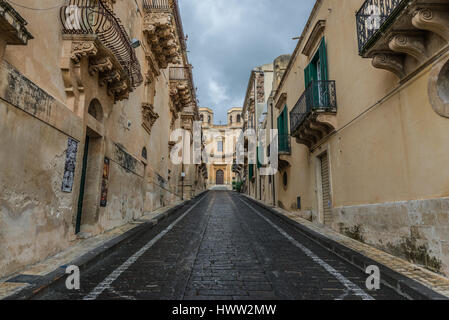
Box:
(35, 191), (405, 300)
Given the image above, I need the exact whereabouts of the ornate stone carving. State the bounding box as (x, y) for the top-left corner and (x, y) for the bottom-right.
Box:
(142, 103), (160, 135)
(71, 41), (98, 63)
(372, 52), (405, 79)
(108, 80), (127, 96)
(89, 56), (113, 75)
(143, 12), (181, 69)
(100, 70), (121, 87)
(170, 81), (193, 112)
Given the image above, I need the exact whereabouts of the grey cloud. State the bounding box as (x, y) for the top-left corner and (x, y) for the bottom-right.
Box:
(179, 0), (315, 123)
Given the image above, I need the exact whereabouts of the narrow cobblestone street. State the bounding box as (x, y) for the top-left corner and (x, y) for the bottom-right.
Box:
(35, 191), (404, 300)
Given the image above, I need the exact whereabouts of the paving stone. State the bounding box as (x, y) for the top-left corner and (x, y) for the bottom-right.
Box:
(34, 191), (405, 300)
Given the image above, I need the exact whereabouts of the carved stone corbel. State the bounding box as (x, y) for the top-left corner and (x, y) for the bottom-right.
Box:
(89, 56), (113, 75)
(108, 80), (128, 97)
(372, 52), (405, 78)
(71, 41), (98, 63)
(412, 8), (449, 43)
(100, 70), (121, 87)
(389, 33), (427, 63)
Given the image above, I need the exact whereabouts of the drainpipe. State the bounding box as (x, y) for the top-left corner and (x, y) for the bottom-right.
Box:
(254, 72), (258, 200)
(270, 102), (276, 206)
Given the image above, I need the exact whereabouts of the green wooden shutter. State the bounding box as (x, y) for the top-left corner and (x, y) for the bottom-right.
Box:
(283, 106), (288, 133)
(319, 37), (328, 81)
(304, 65), (311, 89)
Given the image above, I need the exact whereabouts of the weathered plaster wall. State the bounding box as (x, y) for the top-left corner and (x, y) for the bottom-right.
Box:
(0, 62), (83, 278)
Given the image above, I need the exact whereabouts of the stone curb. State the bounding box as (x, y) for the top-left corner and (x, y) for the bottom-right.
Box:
(4, 191), (208, 300)
(241, 194), (448, 300)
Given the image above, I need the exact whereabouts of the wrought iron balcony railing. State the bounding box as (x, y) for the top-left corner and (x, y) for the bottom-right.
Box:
(143, 0), (171, 10)
(60, 0), (143, 88)
(356, 0), (409, 54)
(290, 80), (337, 135)
(278, 134), (291, 154)
(169, 66), (189, 81)
(142, 0), (186, 50)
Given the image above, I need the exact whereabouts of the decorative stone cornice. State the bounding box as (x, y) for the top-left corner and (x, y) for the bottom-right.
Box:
(142, 103), (160, 135)
(275, 92), (287, 110)
(302, 20), (326, 57)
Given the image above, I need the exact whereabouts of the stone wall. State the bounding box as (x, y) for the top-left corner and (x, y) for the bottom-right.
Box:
(333, 197), (449, 275)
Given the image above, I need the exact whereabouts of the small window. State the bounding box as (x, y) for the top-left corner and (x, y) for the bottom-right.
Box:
(237, 114), (241, 123)
(88, 99), (103, 121)
(217, 141), (223, 152)
(142, 147), (148, 160)
(283, 172), (288, 187)
(230, 116), (233, 124)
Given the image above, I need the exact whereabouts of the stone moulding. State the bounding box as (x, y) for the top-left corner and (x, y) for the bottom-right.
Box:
(275, 92), (287, 110)
(302, 20), (326, 57)
(428, 51), (449, 118)
(142, 102), (160, 135)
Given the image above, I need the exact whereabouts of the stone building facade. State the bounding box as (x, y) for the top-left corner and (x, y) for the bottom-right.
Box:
(0, 0), (205, 279)
(199, 107), (243, 189)
(243, 0), (449, 275)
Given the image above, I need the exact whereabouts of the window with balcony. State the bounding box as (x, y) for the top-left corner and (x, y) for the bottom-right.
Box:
(290, 37), (337, 149)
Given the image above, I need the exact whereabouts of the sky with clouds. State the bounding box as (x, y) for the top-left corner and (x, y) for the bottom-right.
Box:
(178, 0), (315, 124)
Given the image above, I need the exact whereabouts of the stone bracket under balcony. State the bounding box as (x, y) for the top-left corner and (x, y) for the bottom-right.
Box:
(170, 80), (194, 112)
(143, 11), (182, 69)
(61, 35), (132, 104)
(292, 112), (337, 149)
(357, 0), (449, 80)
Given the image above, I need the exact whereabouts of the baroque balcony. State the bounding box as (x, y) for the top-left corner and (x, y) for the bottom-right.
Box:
(290, 80), (337, 149)
(142, 0), (184, 70)
(169, 66), (196, 112)
(0, 1), (33, 46)
(356, 0), (449, 79)
(60, 0), (142, 102)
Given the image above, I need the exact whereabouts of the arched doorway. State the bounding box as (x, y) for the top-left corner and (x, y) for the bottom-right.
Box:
(216, 170), (224, 185)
